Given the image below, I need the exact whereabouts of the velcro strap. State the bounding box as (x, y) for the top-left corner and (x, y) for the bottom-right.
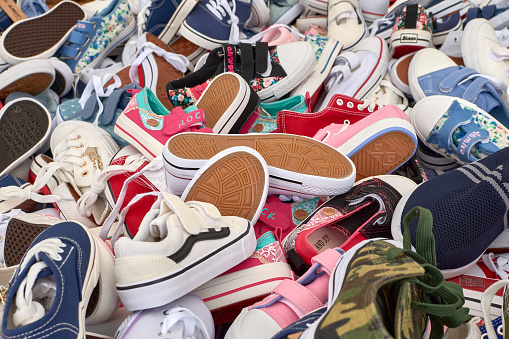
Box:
(311, 248), (343, 274)
(163, 108), (206, 136)
(404, 4), (419, 29)
(222, 44), (237, 73)
(58, 44), (81, 59)
(255, 42), (269, 75)
(239, 43), (254, 82)
(272, 280), (323, 315)
(439, 68), (477, 93)
(162, 193), (219, 234)
(481, 4), (496, 19)
(457, 129), (491, 162)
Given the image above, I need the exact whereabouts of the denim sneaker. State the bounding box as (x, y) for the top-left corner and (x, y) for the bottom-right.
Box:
(57, 0), (136, 73)
(392, 146), (509, 279)
(56, 82), (142, 147)
(408, 48), (509, 128)
(136, 0), (200, 43)
(179, 0), (253, 50)
(1, 221), (119, 338)
(465, 4), (509, 30)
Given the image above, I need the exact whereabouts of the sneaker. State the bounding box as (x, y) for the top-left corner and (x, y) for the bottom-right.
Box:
(432, 11), (462, 46)
(482, 275), (509, 338)
(411, 96), (508, 165)
(193, 231), (293, 324)
(267, 0), (304, 25)
(179, 0), (253, 49)
(115, 294), (215, 338)
(1, 221), (119, 338)
(224, 248), (343, 339)
(0, 1), (86, 65)
(462, 18), (509, 88)
(245, 0), (269, 30)
(57, 0), (136, 73)
(389, 4), (433, 58)
(391, 147), (509, 278)
(181, 146), (268, 224)
(408, 48), (509, 128)
(300, 0), (327, 15)
(194, 72), (260, 134)
(440, 30), (465, 65)
(298, 214), (470, 338)
(163, 133), (356, 197)
(466, 4), (509, 30)
(443, 317), (483, 339)
(48, 57), (74, 98)
(364, 72), (410, 110)
(327, 0), (367, 50)
(166, 41), (316, 103)
(359, 0), (389, 24)
(271, 306), (327, 339)
(416, 140), (459, 170)
(0, 175), (38, 214)
(136, 0), (200, 43)
(0, 98), (51, 178)
(317, 36), (389, 112)
(0, 59), (55, 101)
(388, 51), (415, 97)
(114, 88), (213, 160)
(113, 191), (256, 310)
(282, 175), (417, 267)
(313, 105), (417, 180)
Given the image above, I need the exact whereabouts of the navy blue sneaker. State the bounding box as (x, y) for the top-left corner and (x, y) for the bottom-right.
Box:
(465, 4), (509, 30)
(179, 0), (253, 50)
(391, 146), (509, 279)
(137, 0), (200, 44)
(1, 221), (119, 338)
(272, 307), (327, 339)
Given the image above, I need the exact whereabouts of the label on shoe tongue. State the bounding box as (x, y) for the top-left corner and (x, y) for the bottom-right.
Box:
(0, 0), (27, 22)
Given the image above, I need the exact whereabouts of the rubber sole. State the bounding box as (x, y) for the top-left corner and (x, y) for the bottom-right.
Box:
(0, 99), (50, 177)
(0, 73), (54, 100)
(350, 131), (416, 180)
(182, 150), (267, 223)
(1, 1), (86, 61)
(166, 134), (354, 179)
(157, 0), (200, 44)
(51, 68), (67, 97)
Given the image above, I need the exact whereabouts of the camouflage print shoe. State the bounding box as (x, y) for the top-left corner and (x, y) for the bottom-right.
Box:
(295, 207), (471, 339)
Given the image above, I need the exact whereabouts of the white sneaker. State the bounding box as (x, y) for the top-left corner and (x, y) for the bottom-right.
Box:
(115, 294), (215, 339)
(462, 18), (509, 88)
(365, 72), (410, 112)
(317, 36), (389, 111)
(113, 192), (256, 311)
(389, 51), (416, 97)
(327, 0), (367, 50)
(359, 0), (389, 24)
(245, 0), (270, 31)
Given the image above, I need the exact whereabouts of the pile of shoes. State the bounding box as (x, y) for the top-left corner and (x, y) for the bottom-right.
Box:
(2, 0), (509, 337)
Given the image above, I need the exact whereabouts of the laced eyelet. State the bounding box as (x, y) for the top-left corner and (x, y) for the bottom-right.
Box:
(77, 143), (84, 149)
(347, 102), (354, 108)
(80, 161), (87, 168)
(81, 170), (89, 177)
(368, 106), (375, 113)
(357, 104), (363, 110)
(74, 135), (81, 140)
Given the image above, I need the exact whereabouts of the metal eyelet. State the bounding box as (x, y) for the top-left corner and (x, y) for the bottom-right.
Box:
(74, 135), (81, 140)
(336, 99), (343, 106)
(344, 120), (350, 125)
(81, 170), (89, 177)
(347, 102), (354, 108)
(77, 143), (84, 149)
(452, 36), (459, 43)
(498, 325), (504, 335)
(80, 161), (87, 168)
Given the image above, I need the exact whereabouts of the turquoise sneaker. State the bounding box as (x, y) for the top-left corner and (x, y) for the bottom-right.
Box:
(247, 95), (307, 133)
(57, 0), (135, 73)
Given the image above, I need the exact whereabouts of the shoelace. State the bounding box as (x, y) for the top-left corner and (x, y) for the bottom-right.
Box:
(12, 239), (66, 327)
(368, 17), (394, 36)
(482, 252), (509, 280)
(386, 207), (471, 339)
(160, 307), (210, 338)
(129, 42), (190, 84)
(323, 52), (360, 92)
(136, 0), (161, 36)
(206, 0), (240, 44)
(79, 74), (123, 125)
(366, 79), (409, 107)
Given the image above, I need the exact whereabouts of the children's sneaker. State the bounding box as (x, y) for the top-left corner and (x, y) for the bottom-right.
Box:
(115, 294), (215, 338)
(195, 72), (260, 134)
(0, 1), (86, 65)
(314, 105), (417, 180)
(57, 0), (136, 73)
(136, 0), (200, 43)
(166, 41), (316, 103)
(389, 4), (433, 58)
(1, 221), (119, 338)
(411, 96), (508, 165)
(245, 0), (269, 29)
(432, 11), (461, 45)
(267, 0), (304, 25)
(0, 59), (55, 101)
(181, 146), (268, 225)
(327, 0), (367, 50)
(179, 0), (253, 49)
(282, 175), (416, 267)
(466, 4), (509, 30)
(389, 51), (415, 97)
(115, 88), (213, 160)
(113, 192), (256, 311)
(408, 48), (509, 128)
(391, 147), (509, 278)
(224, 248), (343, 339)
(359, 0), (389, 24)
(300, 0), (327, 15)
(317, 36), (389, 111)
(163, 132), (356, 197)
(0, 98), (51, 178)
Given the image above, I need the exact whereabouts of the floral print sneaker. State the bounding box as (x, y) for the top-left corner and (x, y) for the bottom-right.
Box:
(389, 4), (433, 58)
(411, 96), (508, 165)
(57, 0), (136, 73)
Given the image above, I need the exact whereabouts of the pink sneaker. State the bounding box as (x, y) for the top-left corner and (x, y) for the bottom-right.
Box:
(114, 87), (212, 160)
(192, 231), (293, 324)
(224, 248), (343, 339)
(313, 105), (417, 180)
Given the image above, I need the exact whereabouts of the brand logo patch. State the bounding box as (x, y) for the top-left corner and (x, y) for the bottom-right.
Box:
(400, 33), (418, 43)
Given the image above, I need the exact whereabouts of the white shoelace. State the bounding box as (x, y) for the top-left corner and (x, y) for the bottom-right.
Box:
(365, 79), (409, 107)
(482, 252), (509, 280)
(324, 52), (360, 92)
(160, 307), (210, 338)
(206, 0), (240, 44)
(12, 239), (65, 327)
(129, 42), (190, 84)
(368, 17), (393, 36)
(79, 74), (123, 125)
(136, 0), (153, 36)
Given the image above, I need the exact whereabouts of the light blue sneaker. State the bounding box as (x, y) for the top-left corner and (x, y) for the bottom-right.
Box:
(247, 95), (307, 133)
(57, 0), (136, 73)
(267, 0), (303, 25)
